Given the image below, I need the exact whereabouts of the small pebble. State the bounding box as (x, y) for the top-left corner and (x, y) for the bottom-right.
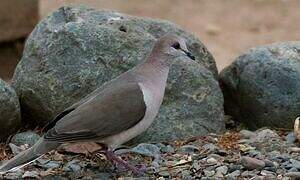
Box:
(177, 145), (199, 154)
(204, 170), (215, 177)
(263, 159), (275, 167)
(158, 171), (170, 177)
(228, 164), (242, 173)
(263, 174), (277, 180)
(239, 130), (256, 139)
(241, 170), (258, 178)
(288, 167), (298, 172)
(206, 157), (218, 164)
(285, 172), (300, 178)
(160, 145), (175, 154)
(226, 170), (241, 178)
(41, 161), (61, 169)
(202, 143), (218, 153)
(22, 171), (40, 178)
(90, 173), (112, 180)
(290, 159), (300, 169)
(131, 143), (161, 157)
(216, 165), (228, 175)
(260, 170), (276, 176)
(241, 156), (265, 170)
(285, 132), (296, 144)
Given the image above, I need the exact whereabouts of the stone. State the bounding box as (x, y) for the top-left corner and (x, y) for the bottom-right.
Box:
(203, 170), (215, 177)
(22, 171), (40, 178)
(215, 165), (228, 177)
(282, 177), (291, 180)
(239, 129), (256, 139)
(12, 6), (224, 143)
(158, 171), (170, 177)
(241, 171), (258, 178)
(288, 167), (298, 172)
(0, 79), (21, 140)
(39, 161), (61, 169)
(219, 42), (300, 129)
(250, 129), (283, 152)
(90, 173), (112, 180)
(131, 143), (161, 157)
(252, 129), (279, 142)
(260, 170), (276, 176)
(290, 159), (300, 170)
(227, 164), (242, 173)
(285, 132), (296, 144)
(206, 157), (218, 164)
(263, 174), (277, 180)
(64, 159), (81, 172)
(159, 144), (175, 154)
(202, 143), (218, 153)
(225, 170), (241, 180)
(207, 154), (222, 161)
(180, 170), (192, 180)
(263, 159), (275, 167)
(177, 145), (199, 154)
(11, 131), (40, 147)
(0, 0), (38, 42)
(285, 172), (300, 178)
(240, 156), (265, 170)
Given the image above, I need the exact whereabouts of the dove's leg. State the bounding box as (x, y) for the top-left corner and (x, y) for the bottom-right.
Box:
(105, 149), (146, 175)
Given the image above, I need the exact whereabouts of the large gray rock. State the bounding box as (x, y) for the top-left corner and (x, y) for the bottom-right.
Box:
(12, 6), (224, 142)
(0, 79), (21, 140)
(220, 42), (300, 129)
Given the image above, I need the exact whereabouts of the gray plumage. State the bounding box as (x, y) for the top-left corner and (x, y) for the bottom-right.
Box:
(0, 34), (194, 173)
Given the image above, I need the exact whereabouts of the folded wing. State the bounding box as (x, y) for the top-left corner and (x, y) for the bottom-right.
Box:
(44, 81), (146, 142)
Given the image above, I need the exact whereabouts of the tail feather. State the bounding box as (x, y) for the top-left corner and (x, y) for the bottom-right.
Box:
(0, 137), (60, 173)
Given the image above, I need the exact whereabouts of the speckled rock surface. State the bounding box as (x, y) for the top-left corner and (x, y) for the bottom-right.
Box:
(11, 131), (40, 147)
(220, 42), (300, 129)
(12, 6), (224, 142)
(0, 79), (21, 140)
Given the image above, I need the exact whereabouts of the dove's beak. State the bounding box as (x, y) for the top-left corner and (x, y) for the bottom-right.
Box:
(182, 49), (195, 60)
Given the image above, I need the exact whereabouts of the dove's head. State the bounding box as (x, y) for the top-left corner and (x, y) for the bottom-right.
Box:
(150, 34), (195, 67)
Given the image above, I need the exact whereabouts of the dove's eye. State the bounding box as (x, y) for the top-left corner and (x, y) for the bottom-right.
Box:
(171, 42), (180, 50)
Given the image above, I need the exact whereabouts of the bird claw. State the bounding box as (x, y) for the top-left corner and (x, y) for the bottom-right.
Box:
(133, 164), (147, 176)
(104, 149), (146, 176)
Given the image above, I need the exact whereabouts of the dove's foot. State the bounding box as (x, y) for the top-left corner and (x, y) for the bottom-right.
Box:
(105, 149), (146, 176)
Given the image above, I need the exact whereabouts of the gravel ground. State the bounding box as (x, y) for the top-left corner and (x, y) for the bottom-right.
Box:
(1, 128), (299, 179)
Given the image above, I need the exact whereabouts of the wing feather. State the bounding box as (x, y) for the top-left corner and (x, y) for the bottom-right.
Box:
(44, 81), (146, 142)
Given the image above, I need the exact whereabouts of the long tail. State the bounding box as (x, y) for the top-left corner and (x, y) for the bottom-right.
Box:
(0, 137), (60, 173)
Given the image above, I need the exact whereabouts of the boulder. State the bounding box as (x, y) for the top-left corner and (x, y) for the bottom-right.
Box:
(0, 79), (21, 140)
(11, 131), (40, 147)
(220, 42), (300, 129)
(0, 0), (38, 42)
(12, 6), (224, 142)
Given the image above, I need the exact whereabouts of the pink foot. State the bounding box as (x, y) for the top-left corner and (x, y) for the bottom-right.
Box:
(105, 150), (146, 176)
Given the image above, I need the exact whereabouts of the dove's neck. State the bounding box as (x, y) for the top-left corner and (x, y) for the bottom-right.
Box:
(135, 53), (170, 87)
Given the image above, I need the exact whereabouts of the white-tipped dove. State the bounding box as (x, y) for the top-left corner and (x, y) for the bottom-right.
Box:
(0, 34), (195, 174)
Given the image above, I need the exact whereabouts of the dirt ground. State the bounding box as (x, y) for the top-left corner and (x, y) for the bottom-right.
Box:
(40, 0), (300, 71)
